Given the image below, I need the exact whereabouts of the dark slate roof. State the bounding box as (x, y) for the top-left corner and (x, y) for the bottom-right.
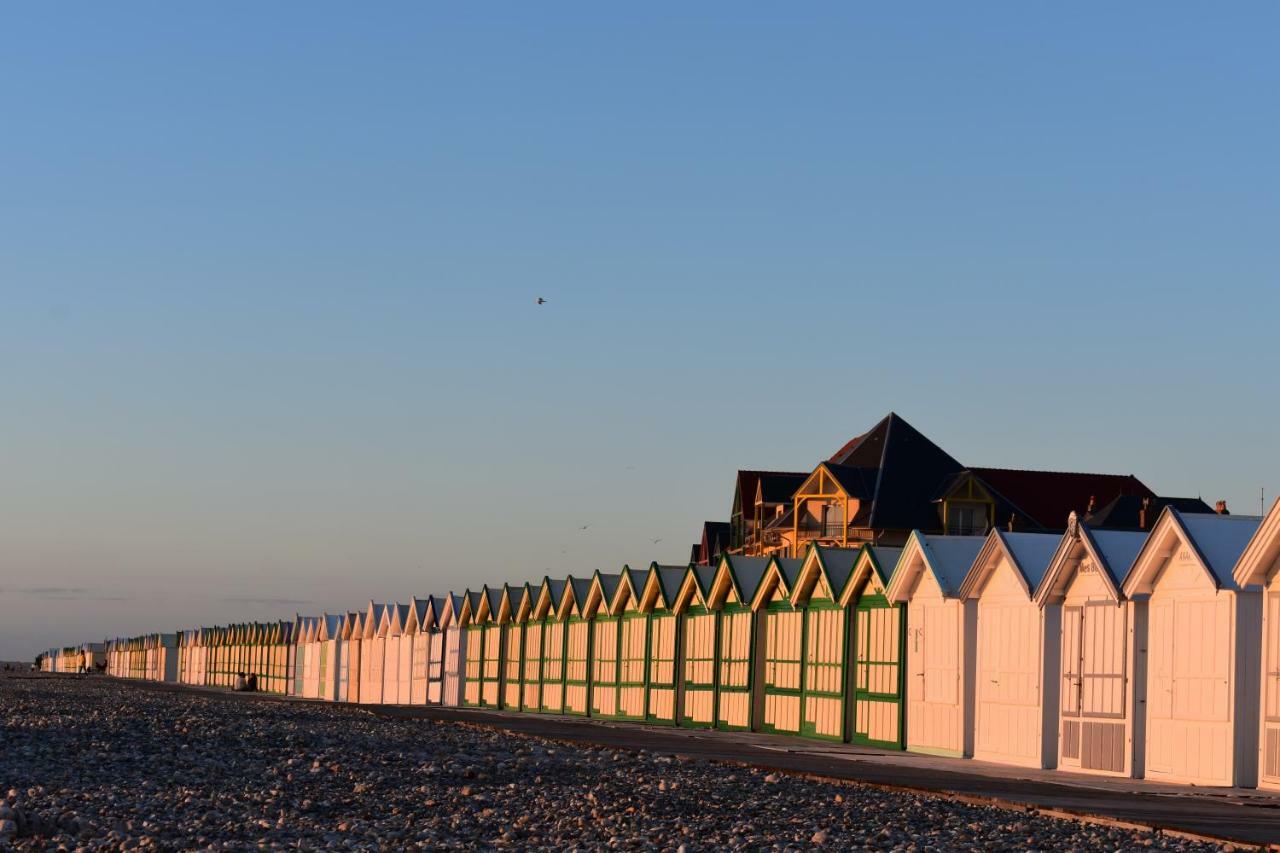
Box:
(596, 572), (621, 603)
(826, 412), (966, 532)
(812, 546), (861, 595)
(970, 467), (1155, 532)
(771, 556), (805, 590)
(864, 546), (903, 587)
(691, 563), (718, 596)
(545, 578), (567, 608)
(689, 544), (701, 564)
(1174, 510), (1263, 589)
(569, 577), (593, 606)
(1084, 495), (1214, 532)
(484, 587), (504, 615)
(655, 565), (687, 607)
(823, 464), (876, 500)
(721, 555), (772, 602)
(758, 472), (809, 504)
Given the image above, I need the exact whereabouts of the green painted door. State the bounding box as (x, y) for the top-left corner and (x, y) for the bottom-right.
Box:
(617, 612), (649, 720)
(590, 617), (620, 718)
(715, 604), (754, 731)
(761, 602), (802, 735)
(680, 607), (717, 727)
(645, 612), (677, 724)
(800, 600), (847, 741)
(851, 596), (905, 749)
(463, 625), (484, 707)
(539, 620), (566, 713)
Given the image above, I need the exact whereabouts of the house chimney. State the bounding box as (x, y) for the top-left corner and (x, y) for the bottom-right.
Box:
(1086, 495), (1096, 515)
(1139, 497), (1150, 530)
(1215, 500), (1229, 515)
(1007, 513), (1017, 532)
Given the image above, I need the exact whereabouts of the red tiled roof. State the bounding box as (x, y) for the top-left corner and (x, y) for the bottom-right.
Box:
(969, 467), (1155, 531)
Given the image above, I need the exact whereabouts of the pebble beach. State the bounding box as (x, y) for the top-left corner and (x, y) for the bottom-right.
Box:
(0, 675), (1233, 851)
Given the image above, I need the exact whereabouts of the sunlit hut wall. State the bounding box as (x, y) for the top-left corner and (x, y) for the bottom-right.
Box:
(476, 586), (506, 709)
(673, 563), (718, 728)
(1033, 514), (1147, 778)
(707, 555), (772, 732)
(437, 594), (466, 707)
(886, 533), (987, 758)
(957, 529), (1062, 769)
(639, 563), (686, 726)
(1233, 498), (1280, 791)
(751, 555), (806, 735)
(1125, 506), (1263, 788)
(586, 571), (622, 719)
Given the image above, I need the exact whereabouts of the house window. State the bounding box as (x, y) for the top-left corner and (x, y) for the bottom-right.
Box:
(947, 502), (988, 535)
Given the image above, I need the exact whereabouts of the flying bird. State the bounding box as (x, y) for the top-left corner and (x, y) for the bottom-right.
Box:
(579, 525), (590, 531)
(650, 538), (663, 544)
(536, 297), (547, 305)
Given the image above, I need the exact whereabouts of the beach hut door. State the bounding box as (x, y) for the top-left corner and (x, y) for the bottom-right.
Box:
(1060, 603), (1127, 772)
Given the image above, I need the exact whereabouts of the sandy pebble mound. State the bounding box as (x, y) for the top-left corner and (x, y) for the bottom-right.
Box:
(0, 675), (1231, 851)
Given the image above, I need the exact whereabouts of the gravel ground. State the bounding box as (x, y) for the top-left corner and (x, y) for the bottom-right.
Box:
(0, 675), (1233, 851)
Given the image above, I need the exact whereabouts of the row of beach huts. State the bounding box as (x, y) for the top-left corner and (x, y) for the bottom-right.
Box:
(51, 500), (1280, 792)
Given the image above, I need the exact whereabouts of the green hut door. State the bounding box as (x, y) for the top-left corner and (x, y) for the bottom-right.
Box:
(463, 625), (484, 707)
(539, 620), (566, 713)
(590, 616), (620, 718)
(645, 613), (677, 724)
(563, 617), (590, 716)
(521, 621), (543, 712)
(715, 604), (753, 731)
(617, 612), (648, 721)
(801, 601), (847, 741)
(851, 596), (905, 749)
(761, 602), (803, 735)
(680, 606), (717, 727)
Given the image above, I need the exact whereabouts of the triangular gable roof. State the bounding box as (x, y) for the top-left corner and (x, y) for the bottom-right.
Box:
(362, 602), (387, 639)
(793, 545), (861, 605)
(530, 578), (559, 620)
(610, 565), (647, 615)
(1233, 498), (1280, 590)
(959, 529), (1061, 600)
(1124, 506), (1262, 596)
(557, 576), (594, 619)
(319, 614), (343, 641)
(583, 571), (621, 617)
(885, 531), (986, 602)
(1033, 514), (1146, 606)
(671, 564), (713, 612)
(406, 597), (432, 634)
(836, 545), (903, 606)
(512, 583), (537, 623)
(709, 554), (772, 608)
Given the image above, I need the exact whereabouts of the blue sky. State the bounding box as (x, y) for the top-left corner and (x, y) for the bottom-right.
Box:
(1, 4), (1277, 659)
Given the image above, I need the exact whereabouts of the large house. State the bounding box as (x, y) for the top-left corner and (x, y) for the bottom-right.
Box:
(726, 413), (1202, 557)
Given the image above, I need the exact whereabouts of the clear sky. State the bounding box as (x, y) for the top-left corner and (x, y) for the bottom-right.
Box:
(2, 4), (1277, 660)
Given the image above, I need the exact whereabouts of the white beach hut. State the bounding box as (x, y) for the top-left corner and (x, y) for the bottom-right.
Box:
(587, 572), (623, 718)
(1234, 498), (1280, 790)
(359, 603), (388, 705)
(750, 556), (806, 736)
(498, 585), (523, 711)
(958, 529), (1062, 768)
(1034, 514), (1147, 777)
(337, 612), (361, 703)
(885, 533), (987, 757)
(405, 598), (436, 705)
(515, 582), (543, 712)
(1124, 507), (1262, 787)
(638, 563), (686, 725)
